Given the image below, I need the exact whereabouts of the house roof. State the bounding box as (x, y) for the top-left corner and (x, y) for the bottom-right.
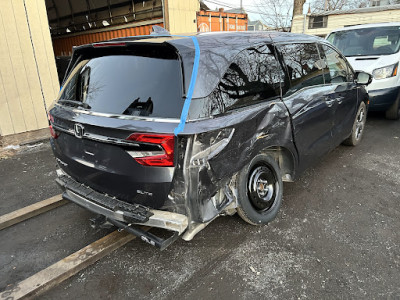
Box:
(310, 4), (400, 16)
(248, 20), (262, 26)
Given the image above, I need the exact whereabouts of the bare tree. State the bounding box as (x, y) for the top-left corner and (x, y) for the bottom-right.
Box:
(256, 0), (293, 31)
(293, 0), (306, 15)
(309, 0), (369, 12)
(257, 0), (388, 31)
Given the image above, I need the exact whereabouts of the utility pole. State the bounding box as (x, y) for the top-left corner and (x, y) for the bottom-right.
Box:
(240, 0), (243, 13)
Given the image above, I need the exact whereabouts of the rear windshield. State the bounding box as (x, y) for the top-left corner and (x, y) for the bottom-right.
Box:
(58, 55), (183, 118)
(327, 26), (400, 56)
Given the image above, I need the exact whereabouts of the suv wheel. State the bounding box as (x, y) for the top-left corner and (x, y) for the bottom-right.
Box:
(236, 154), (283, 225)
(385, 95), (400, 120)
(343, 101), (367, 146)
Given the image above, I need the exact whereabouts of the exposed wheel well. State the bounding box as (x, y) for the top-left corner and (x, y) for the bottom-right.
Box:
(261, 147), (295, 182)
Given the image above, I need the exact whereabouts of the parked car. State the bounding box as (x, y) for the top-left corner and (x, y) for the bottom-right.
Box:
(49, 31), (371, 249)
(327, 23), (400, 119)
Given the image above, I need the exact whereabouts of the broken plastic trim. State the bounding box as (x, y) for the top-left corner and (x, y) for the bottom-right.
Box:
(56, 170), (188, 234)
(174, 36), (200, 136)
(190, 128), (235, 166)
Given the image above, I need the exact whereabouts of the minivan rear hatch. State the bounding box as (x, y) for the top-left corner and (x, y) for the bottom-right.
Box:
(49, 41), (184, 209)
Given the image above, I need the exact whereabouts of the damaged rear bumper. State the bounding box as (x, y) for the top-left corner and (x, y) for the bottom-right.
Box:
(55, 169), (188, 235)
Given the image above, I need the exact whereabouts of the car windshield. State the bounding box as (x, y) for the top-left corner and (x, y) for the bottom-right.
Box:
(327, 26), (400, 56)
(58, 55), (183, 119)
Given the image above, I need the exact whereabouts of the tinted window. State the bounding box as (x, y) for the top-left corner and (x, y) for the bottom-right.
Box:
(58, 55), (183, 118)
(206, 44), (283, 116)
(320, 45), (350, 84)
(278, 43), (325, 96)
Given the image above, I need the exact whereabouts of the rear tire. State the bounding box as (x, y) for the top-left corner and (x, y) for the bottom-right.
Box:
(385, 95), (400, 120)
(236, 154), (283, 225)
(343, 101), (367, 146)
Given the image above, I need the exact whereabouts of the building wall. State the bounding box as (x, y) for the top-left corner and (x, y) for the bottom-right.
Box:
(292, 9), (400, 36)
(167, 0), (199, 34)
(0, 0), (59, 137)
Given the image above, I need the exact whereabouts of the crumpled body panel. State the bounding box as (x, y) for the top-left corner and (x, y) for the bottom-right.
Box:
(173, 100), (296, 223)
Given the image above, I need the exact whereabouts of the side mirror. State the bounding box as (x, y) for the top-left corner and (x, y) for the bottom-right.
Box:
(355, 71), (373, 86)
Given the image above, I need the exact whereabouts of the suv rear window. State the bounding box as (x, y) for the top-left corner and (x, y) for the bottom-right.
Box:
(58, 55), (183, 119)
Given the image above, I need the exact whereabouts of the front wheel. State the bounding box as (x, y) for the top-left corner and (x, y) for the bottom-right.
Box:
(343, 101), (367, 146)
(236, 154), (283, 225)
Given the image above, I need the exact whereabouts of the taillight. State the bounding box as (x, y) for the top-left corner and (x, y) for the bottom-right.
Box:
(126, 133), (175, 167)
(48, 113), (59, 139)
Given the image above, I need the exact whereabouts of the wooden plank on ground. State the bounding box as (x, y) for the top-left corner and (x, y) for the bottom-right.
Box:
(0, 228), (148, 300)
(0, 194), (66, 231)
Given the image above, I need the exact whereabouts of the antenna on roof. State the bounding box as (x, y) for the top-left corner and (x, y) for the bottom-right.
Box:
(150, 25), (171, 36)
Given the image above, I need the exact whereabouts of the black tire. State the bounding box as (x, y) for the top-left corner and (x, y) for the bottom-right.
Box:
(343, 101), (367, 146)
(385, 95), (400, 120)
(236, 154), (283, 225)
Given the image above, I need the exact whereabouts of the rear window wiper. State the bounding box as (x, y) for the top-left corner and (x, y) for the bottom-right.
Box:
(58, 99), (91, 109)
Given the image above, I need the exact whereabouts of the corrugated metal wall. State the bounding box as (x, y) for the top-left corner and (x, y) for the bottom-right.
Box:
(197, 10), (248, 32)
(0, 0), (59, 137)
(51, 0), (200, 57)
(52, 20), (164, 56)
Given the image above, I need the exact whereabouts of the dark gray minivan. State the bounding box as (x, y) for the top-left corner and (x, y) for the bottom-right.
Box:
(49, 31), (371, 249)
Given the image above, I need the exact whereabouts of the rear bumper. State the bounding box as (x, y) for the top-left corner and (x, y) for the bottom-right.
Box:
(56, 169), (188, 234)
(368, 86), (400, 111)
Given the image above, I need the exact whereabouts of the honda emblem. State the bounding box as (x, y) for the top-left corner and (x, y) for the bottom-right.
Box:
(74, 123), (85, 138)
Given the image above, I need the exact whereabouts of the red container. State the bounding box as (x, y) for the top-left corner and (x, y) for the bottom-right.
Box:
(197, 10), (247, 32)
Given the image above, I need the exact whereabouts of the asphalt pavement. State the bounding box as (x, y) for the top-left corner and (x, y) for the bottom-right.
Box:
(0, 112), (399, 299)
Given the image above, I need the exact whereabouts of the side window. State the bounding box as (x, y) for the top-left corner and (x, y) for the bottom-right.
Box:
(320, 44), (351, 84)
(208, 44), (284, 116)
(278, 43), (325, 96)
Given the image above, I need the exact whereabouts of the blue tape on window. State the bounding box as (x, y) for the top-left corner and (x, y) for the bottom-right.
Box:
(174, 36), (200, 136)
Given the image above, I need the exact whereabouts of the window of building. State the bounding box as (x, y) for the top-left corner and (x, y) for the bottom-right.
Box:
(371, 0), (381, 6)
(309, 16), (328, 29)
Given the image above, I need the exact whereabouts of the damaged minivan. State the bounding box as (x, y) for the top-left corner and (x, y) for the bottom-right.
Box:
(49, 31), (371, 249)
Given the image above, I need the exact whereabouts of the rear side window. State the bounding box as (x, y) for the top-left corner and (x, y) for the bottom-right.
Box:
(206, 44), (284, 116)
(278, 43), (325, 96)
(58, 55), (183, 119)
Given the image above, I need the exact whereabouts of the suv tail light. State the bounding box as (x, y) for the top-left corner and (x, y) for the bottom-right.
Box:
(48, 113), (59, 139)
(126, 133), (175, 167)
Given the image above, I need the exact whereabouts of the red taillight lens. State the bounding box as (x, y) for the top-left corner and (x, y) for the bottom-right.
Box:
(48, 113), (59, 139)
(126, 133), (175, 167)
(49, 125), (59, 139)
